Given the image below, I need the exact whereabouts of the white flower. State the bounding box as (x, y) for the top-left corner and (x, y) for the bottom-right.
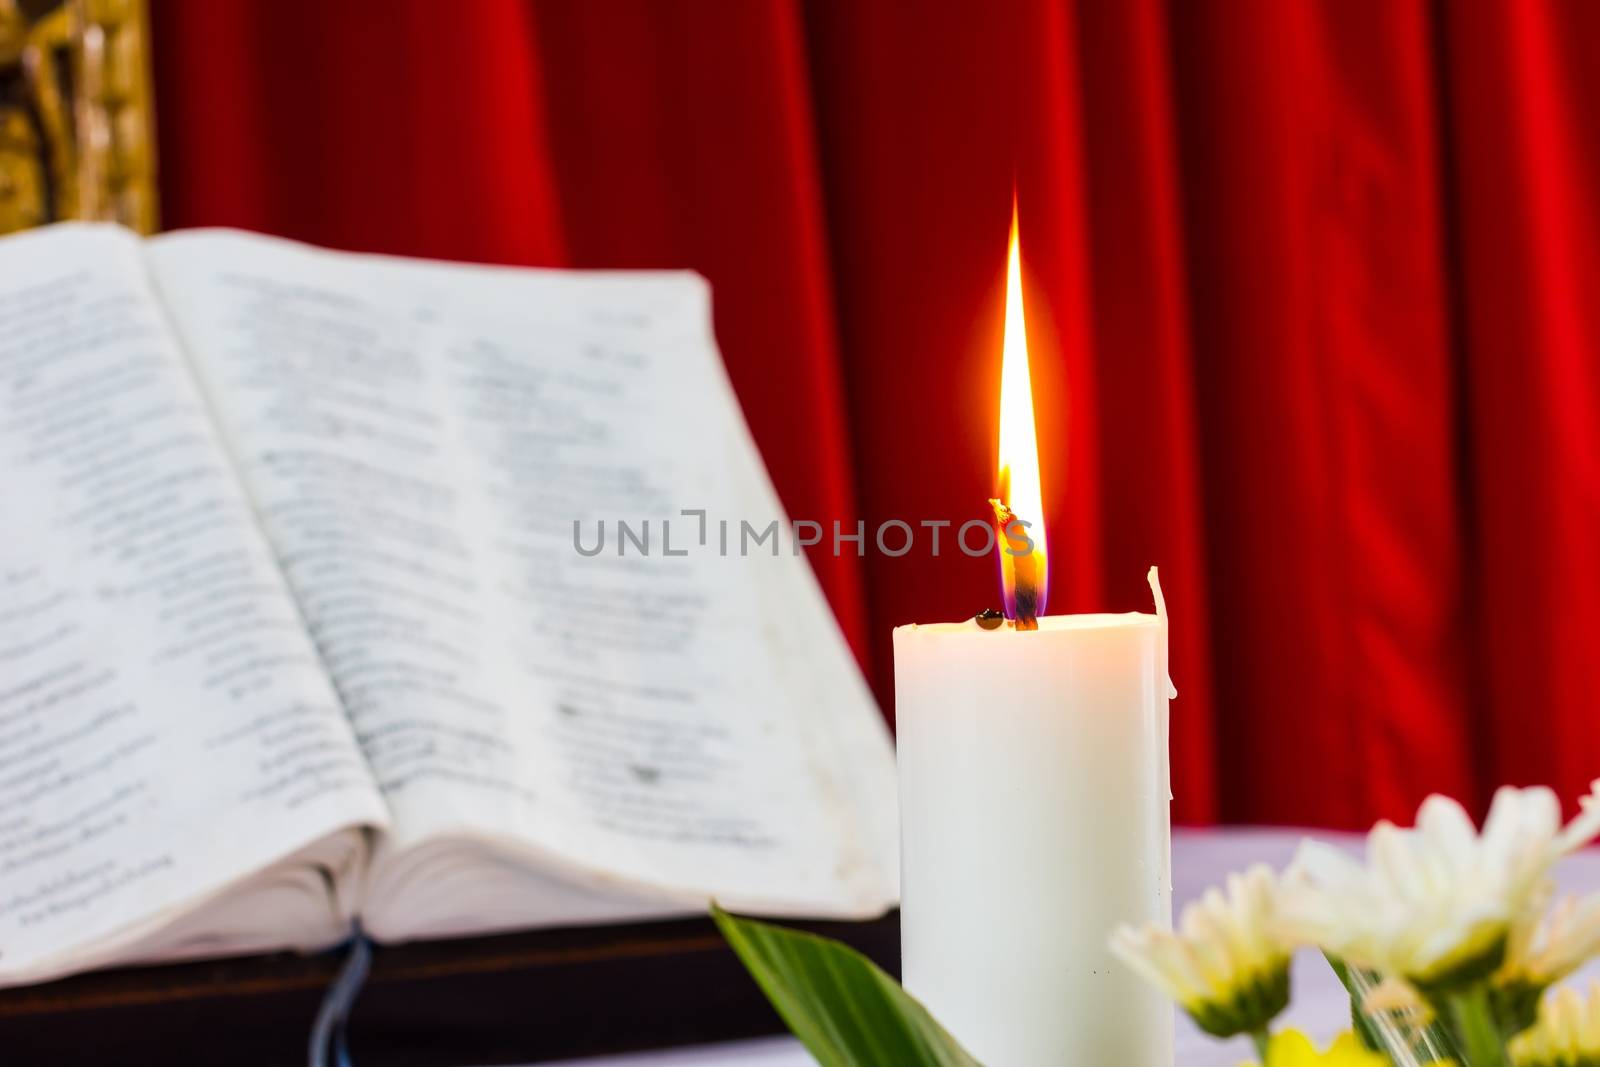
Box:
(1505, 892), (1600, 987)
(1509, 981), (1600, 1067)
(1350, 878), (1600, 1036)
(1111, 864), (1294, 1037)
(1278, 785), (1600, 993)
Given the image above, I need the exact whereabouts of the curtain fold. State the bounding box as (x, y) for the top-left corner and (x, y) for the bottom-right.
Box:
(146, 0), (1600, 829)
(1444, 1), (1600, 811)
(1165, 0), (1473, 827)
(150, 0), (565, 264)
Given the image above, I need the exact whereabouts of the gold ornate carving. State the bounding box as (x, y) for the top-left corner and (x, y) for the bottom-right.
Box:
(0, 0), (157, 235)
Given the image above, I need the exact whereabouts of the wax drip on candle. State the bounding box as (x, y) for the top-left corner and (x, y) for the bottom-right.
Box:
(973, 608), (1006, 631)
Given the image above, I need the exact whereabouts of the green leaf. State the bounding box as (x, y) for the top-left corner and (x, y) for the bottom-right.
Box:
(1441, 985), (1509, 1067)
(1324, 952), (1460, 1065)
(1325, 953), (1389, 1053)
(712, 905), (985, 1067)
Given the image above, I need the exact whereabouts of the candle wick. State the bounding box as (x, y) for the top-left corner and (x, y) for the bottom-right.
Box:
(988, 498), (1042, 629)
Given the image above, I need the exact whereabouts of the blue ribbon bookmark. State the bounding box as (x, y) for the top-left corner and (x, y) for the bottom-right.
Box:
(309, 923), (372, 1067)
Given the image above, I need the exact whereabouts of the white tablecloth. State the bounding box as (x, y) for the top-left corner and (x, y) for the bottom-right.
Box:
(538, 828), (1600, 1067)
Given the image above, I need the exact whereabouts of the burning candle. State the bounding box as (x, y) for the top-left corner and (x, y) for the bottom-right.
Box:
(893, 207), (1174, 1066)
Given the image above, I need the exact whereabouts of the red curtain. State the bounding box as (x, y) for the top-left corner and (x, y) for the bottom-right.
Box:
(146, 0), (1600, 831)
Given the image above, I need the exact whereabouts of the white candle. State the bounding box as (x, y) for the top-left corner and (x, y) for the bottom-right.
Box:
(891, 205), (1173, 1064)
(893, 570), (1173, 1066)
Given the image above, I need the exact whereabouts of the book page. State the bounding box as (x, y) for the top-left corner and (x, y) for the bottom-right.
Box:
(0, 226), (388, 984)
(146, 229), (898, 934)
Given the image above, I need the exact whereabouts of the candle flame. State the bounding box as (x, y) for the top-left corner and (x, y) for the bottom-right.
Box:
(990, 201), (1048, 628)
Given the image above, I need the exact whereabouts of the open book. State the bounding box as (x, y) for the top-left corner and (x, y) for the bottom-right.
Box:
(0, 224), (898, 989)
